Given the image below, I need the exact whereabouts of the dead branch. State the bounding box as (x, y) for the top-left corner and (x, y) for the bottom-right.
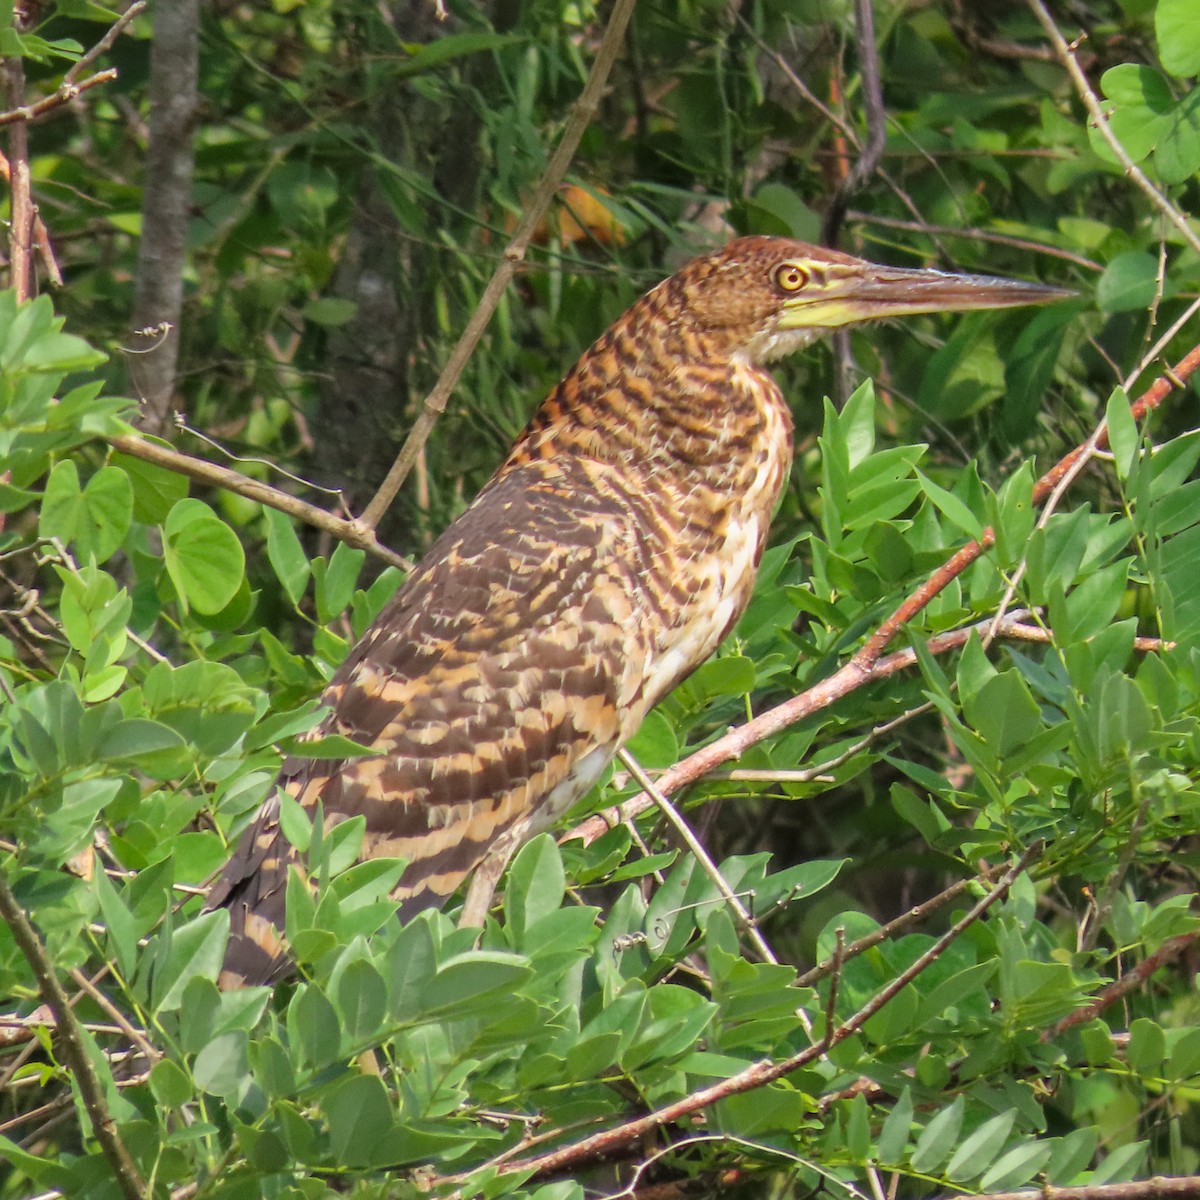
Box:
(355, 0), (637, 531)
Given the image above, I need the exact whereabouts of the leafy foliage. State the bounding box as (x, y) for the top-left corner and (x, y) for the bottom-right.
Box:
(3, 0), (1200, 1197)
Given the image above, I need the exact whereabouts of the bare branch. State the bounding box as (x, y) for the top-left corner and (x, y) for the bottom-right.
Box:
(940, 1175), (1200, 1200)
(0, 870), (146, 1200)
(0, 68), (117, 129)
(356, 0), (637, 531)
(487, 849), (1033, 1183)
(106, 432), (413, 572)
(64, 1), (146, 86)
(822, 0), (886, 246)
(3, 57), (33, 300)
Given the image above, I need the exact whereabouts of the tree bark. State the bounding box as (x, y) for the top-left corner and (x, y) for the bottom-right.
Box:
(130, 0), (200, 436)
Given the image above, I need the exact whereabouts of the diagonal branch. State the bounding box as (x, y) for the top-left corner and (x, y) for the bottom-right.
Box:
(570, 342), (1200, 845)
(356, 0), (637, 531)
(486, 848), (1033, 1182)
(106, 433), (413, 572)
(0, 868), (146, 1200)
(1025, 0), (1200, 262)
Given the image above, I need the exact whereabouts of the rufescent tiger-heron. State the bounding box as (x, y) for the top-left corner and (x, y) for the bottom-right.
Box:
(207, 235), (1069, 988)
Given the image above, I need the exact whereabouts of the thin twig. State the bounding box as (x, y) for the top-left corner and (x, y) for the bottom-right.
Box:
(571, 339), (1200, 845)
(1026, 0), (1200, 261)
(0, 69), (117, 129)
(68, 968), (160, 1069)
(356, 0), (637, 531)
(822, 0), (886, 246)
(63, 1), (146, 86)
(0, 870), (146, 1200)
(846, 209), (1101, 272)
(617, 749), (784, 971)
(487, 849), (1033, 1182)
(1042, 932), (1200, 1040)
(106, 432), (413, 572)
(795, 864), (1003, 988)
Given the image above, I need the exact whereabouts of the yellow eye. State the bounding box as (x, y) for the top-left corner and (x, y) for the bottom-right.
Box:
(773, 262), (809, 293)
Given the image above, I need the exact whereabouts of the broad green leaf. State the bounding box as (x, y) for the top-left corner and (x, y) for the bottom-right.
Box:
(193, 1030), (249, 1098)
(1157, 0), (1200, 76)
(916, 470), (983, 539)
(505, 833), (565, 941)
(979, 1141), (1054, 1191)
(39, 460), (133, 563)
(314, 541), (366, 622)
(1105, 388), (1138, 480)
(910, 1093), (964, 1173)
(419, 951), (533, 1016)
(111, 449), (189, 523)
(149, 1059), (192, 1109)
(264, 505), (311, 606)
(152, 909), (230, 1012)
(876, 1086), (914, 1165)
(289, 984), (342, 1069)
(335, 958), (388, 1043)
(1096, 251), (1159, 313)
(1127, 1017), (1166, 1073)
(327, 1074), (396, 1168)
(945, 1111), (1016, 1181)
(163, 500), (246, 614)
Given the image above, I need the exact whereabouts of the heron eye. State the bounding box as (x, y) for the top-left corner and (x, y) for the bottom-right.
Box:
(773, 263), (809, 293)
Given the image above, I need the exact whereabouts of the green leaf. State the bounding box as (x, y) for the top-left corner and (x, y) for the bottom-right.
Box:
(1094, 66), (1172, 166)
(335, 958), (388, 1043)
(152, 909), (230, 1012)
(290, 984), (342, 1069)
(1096, 251), (1159, 313)
(94, 868), (139, 979)
(193, 1029), (249, 1099)
(1127, 1016), (1166, 1073)
(111, 449), (189, 524)
(1157, 0), (1200, 77)
(973, 671), (1043, 755)
(505, 834), (565, 942)
(910, 1093), (964, 1173)
(97, 718), (186, 763)
(840, 380), (876, 469)
(395, 30), (523, 77)
(945, 1111), (1016, 1181)
(303, 297), (359, 327)
(419, 951), (534, 1016)
(979, 1141), (1054, 1191)
(1105, 388), (1138, 480)
(327, 1074), (396, 1168)
(149, 1059), (193, 1109)
(916, 470), (983, 539)
(39, 460), (133, 563)
(264, 505), (311, 606)
(314, 541), (366, 622)
(876, 1085), (914, 1164)
(163, 500), (246, 614)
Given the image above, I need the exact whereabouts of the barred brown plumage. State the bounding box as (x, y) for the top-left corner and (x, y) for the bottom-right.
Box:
(207, 236), (1069, 988)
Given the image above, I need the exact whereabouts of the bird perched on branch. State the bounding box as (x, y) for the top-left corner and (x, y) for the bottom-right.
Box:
(208, 235), (1066, 988)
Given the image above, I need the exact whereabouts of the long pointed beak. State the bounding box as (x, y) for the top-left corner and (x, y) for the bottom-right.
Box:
(778, 263), (1075, 330)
